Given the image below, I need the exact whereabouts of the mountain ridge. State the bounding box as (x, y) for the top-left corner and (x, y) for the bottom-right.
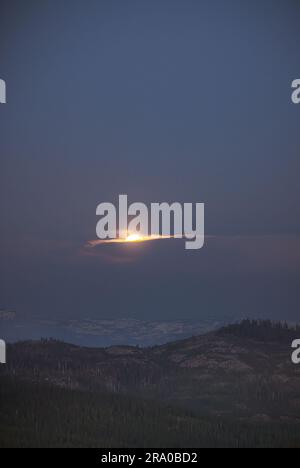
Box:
(1, 320), (300, 422)
(1, 320), (300, 447)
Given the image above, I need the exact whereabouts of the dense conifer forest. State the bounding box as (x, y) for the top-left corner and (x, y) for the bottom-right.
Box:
(1, 321), (300, 448)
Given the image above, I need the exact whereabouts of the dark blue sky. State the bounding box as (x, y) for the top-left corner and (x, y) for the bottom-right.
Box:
(0, 0), (299, 323)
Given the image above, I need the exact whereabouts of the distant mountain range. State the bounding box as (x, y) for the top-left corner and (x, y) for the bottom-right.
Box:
(0, 314), (232, 346)
(0, 310), (16, 321)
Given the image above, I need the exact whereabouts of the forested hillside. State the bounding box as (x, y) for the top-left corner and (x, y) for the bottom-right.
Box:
(1, 321), (300, 447)
(1, 377), (300, 448)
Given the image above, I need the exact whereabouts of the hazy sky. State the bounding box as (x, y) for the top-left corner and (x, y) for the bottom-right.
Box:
(0, 0), (299, 323)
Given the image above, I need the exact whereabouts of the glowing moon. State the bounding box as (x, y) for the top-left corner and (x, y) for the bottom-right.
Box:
(85, 233), (173, 249)
(125, 234), (143, 242)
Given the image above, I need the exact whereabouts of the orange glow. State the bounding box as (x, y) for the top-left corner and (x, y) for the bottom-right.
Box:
(125, 234), (144, 242)
(86, 234), (173, 248)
